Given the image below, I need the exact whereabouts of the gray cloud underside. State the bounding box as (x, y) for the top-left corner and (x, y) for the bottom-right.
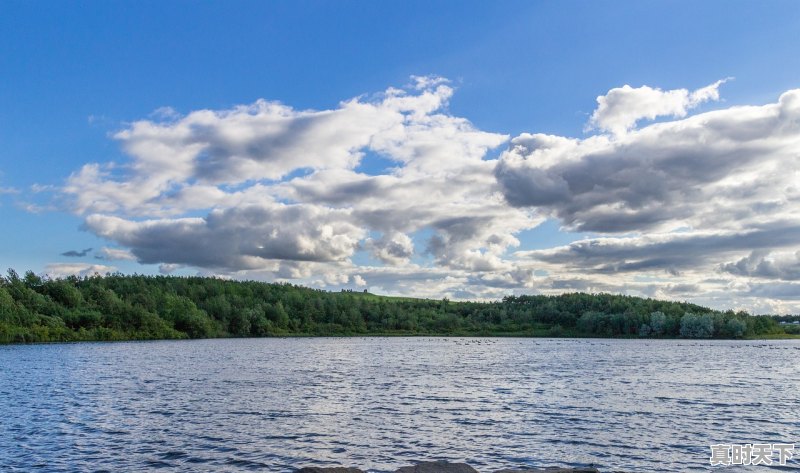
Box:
(85, 204), (365, 269)
(496, 89), (800, 233)
(60, 247), (93, 257)
(519, 223), (800, 274)
(720, 250), (800, 281)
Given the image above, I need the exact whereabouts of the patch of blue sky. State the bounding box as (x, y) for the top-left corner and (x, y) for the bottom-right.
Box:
(2, 0), (800, 298)
(349, 249), (382, 268)
(480, 145), (507, 162)
(0, 208), (108, 273)
(354, 150), (400, 176)
(514, 219), (592, 251)
(350, 231), (384, 267)
(277, 167), (316, 182)
(409, 228), (437, 266)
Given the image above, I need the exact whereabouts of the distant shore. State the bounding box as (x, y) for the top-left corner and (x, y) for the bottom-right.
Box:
(3, 331), (800, 346)
(2, 272), (798, 344)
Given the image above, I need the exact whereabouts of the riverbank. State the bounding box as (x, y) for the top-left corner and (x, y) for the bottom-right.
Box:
(2, 331), (799, 346)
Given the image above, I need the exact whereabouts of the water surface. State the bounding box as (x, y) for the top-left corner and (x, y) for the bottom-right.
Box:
(1, 338), (798, 472)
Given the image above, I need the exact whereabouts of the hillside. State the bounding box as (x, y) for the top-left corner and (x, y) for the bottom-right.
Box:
(0, 270), (793, 343)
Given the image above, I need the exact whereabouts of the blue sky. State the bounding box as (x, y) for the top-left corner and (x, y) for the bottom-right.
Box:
(2, 1), (800, 313)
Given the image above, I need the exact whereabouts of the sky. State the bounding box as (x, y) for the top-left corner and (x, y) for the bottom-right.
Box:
(2, 1), (800, 314)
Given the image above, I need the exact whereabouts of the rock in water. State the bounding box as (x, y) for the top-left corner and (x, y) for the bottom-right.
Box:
(395, 461), (479, 473)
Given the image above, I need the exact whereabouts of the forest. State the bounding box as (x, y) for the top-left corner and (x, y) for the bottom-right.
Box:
(0, 269), (796, 343)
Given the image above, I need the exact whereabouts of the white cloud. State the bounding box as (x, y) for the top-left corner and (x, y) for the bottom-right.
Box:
(588, 79), (728, 135)
(55, 77), (800, 313)
(516, 225), (800, 275)
(149, 106), (180, 121)
(159, 263), (183, 274)
(63, 80), (467, 216)
(720, 250), (800, 280)
(64, 77), (534, 277)
(365, 231), (415, 265)
(496, 85), (800, 312)
(45, 263), (117, 278)
(96, 247), (136, 261)
(498, 88), (800, 234)
(84, 203), (367, 269)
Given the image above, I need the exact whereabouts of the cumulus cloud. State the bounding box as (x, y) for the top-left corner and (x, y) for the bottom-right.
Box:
(426, 214), (527, 271)
(158, 263), (183, 274)
(498, 88), (800, 234)
(45, 263), (117, 278)
(64, 77), (535, 278)
(365, 231), (415, 265)
(95, 247), (136, 261)
(468, 268), (538, 289)
(84, 203), (366, 269)
(588, 79), (728, 135)
(720, 250), (800, 280)
(63, 78), (480, 216)
(495, 84), (800, 312)
(54, 77), (800, 313)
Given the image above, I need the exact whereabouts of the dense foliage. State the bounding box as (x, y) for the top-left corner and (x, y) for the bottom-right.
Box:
(0, 270), (793, 343)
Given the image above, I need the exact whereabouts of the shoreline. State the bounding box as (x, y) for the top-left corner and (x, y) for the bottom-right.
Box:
(2, 332), (799, 346)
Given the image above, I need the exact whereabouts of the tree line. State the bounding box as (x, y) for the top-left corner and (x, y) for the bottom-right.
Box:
(0, 269), (794, 343)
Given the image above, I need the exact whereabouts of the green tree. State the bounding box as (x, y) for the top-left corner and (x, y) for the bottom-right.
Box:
(649, 311), (667, 336)
(680, 313), (714, 338)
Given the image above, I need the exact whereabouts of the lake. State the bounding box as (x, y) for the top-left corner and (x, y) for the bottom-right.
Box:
(1, 338), (798, 472)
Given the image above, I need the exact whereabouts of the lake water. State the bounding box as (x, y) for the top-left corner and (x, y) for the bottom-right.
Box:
(1, 338), (798, 472)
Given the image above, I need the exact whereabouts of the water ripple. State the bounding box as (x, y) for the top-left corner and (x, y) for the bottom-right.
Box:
(1, 338), (798, 472)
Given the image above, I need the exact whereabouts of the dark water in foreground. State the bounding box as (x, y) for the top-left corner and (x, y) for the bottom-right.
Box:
(1, 338), (798, 472)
